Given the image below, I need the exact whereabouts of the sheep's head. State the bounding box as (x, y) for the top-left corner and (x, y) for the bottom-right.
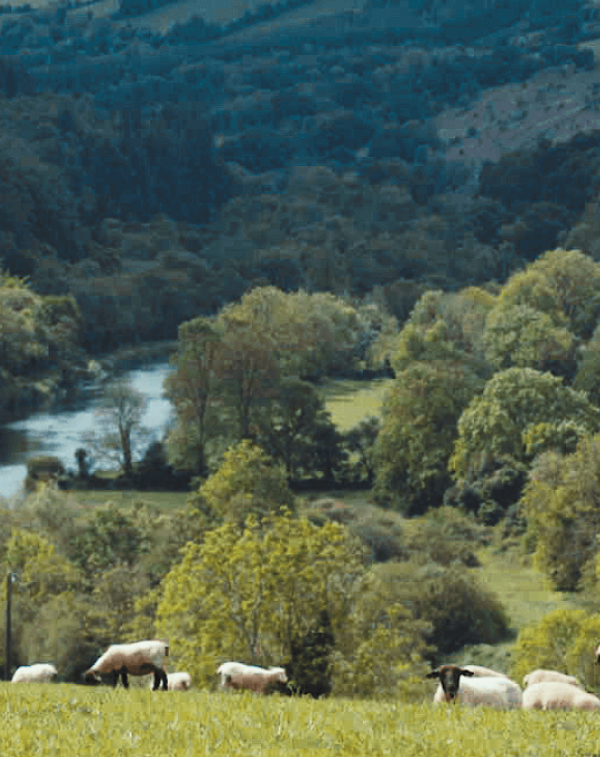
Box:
(271, 667), (287, 683)
(426, 665), (474, 702)
(84, 668), (102, 684)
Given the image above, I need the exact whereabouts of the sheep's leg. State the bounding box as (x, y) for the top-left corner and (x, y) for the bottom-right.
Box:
(152, 670), (161, 691)
(159, 669), (168, 691)
(120, 669), (129, 689)
(109, 671), (119, 687)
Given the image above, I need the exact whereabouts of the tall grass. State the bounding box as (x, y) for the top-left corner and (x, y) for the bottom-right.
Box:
(2, 685), (600, 756)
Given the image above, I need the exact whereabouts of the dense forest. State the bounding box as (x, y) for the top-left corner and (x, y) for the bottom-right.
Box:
(3, 0), (600, 694)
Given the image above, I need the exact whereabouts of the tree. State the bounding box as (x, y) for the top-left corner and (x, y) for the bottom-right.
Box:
(450, 368), (600, 480)
(70, 503), (144, 579)
(155, 512), (365, 688)
(189, 441), (295, 527)
(343, 416), (381, 485)
(510, 608), (590, 684)
(497, 248), (600, 339)
(255, 379), (344, 481)
(482, 303), (575, 376)
(164, 317), (222, 476)
(521, 436), (600, 591)
(86, 379), (149, 475)
(374, 361), (483, 513)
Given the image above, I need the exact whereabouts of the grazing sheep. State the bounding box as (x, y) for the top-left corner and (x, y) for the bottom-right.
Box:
(148, 672), (192, 691)
(217, 662), (287, 694)
(427, 665), (522, 708)
(523, 681), (600, 711)
(462, 664), (512, 679)
(11, 663), (58, 683)
(86, 639), (169, 690)
(523, 669), (583, 688)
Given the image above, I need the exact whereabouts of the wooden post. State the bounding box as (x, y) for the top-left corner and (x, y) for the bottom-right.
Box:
(5, 572), (15, 681)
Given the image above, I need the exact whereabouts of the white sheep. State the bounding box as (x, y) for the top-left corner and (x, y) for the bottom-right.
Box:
(86, 639), (169, 690)
(11, 663), (58, 683)
(523, 681), (600, 710)
(148, 671), (192, 691)
(523, 669), (583, 688)
(428, 666), (522, 708)
(217, 661), (287, 694)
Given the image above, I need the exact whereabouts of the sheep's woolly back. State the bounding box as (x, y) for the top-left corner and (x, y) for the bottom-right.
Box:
(434, 676), (522, 708)
(462, 664), (512, 679)
(11, 663), (58, 683)
(90, 640), (168, 675)
(523, 669), (583, 688)
(523, 682), (600, 710)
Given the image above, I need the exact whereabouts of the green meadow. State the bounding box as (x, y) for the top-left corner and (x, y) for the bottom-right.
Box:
(2, 685), (600, 757)
(319, 378), (392, 431)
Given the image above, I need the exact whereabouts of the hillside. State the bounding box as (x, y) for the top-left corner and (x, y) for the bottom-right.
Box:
(0, 0), (598, 363)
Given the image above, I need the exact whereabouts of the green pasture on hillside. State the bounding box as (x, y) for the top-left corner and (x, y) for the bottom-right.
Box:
(2, 685), (600, 756)
(320, 378), (392, 432)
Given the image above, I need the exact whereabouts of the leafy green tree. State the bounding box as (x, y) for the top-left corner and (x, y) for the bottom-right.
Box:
(393, 287), (495, 373)
(85, 379), (149, 475)
(574, 321), (600, 407)
(255, 379), (342, 481)
(374, 361), (483, 513)
(497, 248), (600, 339)
(216, 305), (280, 440)
(164, 317), (222, 476)
(70, 502), (144, 579)
(482, 303), (575, 375)
(450, 368), (600, 480)
(510, 608), (590, 684)
(189, 441), (295, 526)
(343, 416), (381, 485)
(155, 512), (365, 687)
(521, 436), (600, 590)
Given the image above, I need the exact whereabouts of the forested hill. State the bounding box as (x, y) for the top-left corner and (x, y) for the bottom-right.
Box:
(0, 0), (600, 361)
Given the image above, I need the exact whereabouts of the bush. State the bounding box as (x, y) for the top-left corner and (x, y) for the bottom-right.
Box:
(414, 565), (511, 657)
(404, 507), (485, 567)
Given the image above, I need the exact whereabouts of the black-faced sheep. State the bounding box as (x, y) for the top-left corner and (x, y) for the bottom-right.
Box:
(85, 639), (169, 690)
(427, 665), (522, 708)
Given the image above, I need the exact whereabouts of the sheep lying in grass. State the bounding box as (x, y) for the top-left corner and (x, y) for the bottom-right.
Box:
(428, 665), (522, 708)
(523, 669), (583, 688)
(148, 672), (192, 691)
(86, 640), (169, 690)
(523, 682), (600, 710)
(217, 662), (287, 694)
(11, 663), (58, 683)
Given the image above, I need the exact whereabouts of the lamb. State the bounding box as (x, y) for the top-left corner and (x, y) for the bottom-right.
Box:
(523, 681), (600, 710)
(11, 663), (58, 683)
(148, 672), (192, 691)
(85, 639), (169, 690)
(523, 669), (583, 688)
(217, 662), (287, 694)
(427, 665), (522, 708)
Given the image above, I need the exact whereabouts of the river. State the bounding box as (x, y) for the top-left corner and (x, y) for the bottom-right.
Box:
(0, 361), (173, 501)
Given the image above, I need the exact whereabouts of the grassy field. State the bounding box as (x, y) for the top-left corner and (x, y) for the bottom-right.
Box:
(320, 378), (392, 432)
(2, 684), (600, 756)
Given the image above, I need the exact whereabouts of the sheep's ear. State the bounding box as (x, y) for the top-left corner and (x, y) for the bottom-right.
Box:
(425, 670), (440, 679)
(460, 669), (475, 677)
